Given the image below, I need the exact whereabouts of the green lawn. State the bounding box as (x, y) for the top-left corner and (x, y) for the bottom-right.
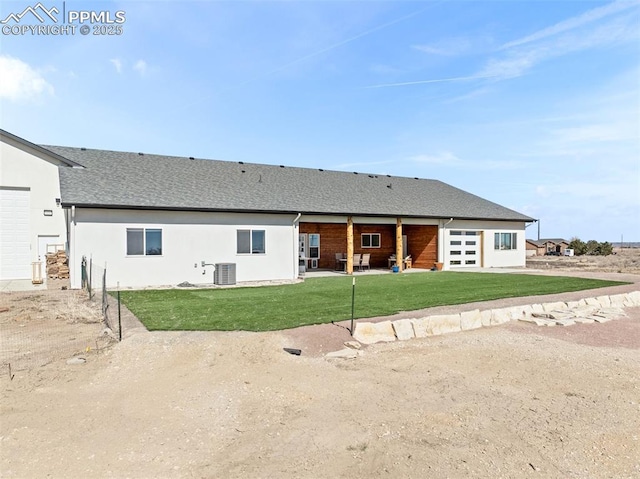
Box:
(118, 272), (628, 332)
(121, 272), (625, 331)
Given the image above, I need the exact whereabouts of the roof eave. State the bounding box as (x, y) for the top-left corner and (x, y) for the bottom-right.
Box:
(0, 129), (84, 167)
(59, 202), (533, 222)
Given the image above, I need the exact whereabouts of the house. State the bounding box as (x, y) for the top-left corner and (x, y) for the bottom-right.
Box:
(0, 130), (81, 281)
(525, 238), (569, 256)
(1, 129), (535, 288)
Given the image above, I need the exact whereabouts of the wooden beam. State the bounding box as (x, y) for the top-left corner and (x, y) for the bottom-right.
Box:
(396, 218), (403, 272)
(346, 217), (354, 275)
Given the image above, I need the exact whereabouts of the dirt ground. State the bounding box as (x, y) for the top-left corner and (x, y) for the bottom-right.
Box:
(526, 247), (640, 274)
(0, 290), (112, 372)
(1, 252), (639, 478)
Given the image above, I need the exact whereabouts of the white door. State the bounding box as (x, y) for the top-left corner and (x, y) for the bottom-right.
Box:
(0, 188), (31, 279)
(299, 233), (307, 259)
(448, 230), (480, 267)
(38, 235), (60, 261)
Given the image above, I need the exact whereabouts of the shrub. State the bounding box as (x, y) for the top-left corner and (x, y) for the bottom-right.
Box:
(569, 237), (587, 255)
(568, 237), (613, 256)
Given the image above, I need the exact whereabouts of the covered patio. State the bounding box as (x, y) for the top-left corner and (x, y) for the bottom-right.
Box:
(298, 218), (439, 275)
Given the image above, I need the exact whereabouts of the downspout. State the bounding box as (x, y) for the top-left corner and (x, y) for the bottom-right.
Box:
(292, 213), (301, 278)
(71, 206), (76, 288)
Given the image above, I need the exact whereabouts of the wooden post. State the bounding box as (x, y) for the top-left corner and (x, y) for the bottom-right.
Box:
(396, 218), (403, 272)
(346, 216), (354, 275)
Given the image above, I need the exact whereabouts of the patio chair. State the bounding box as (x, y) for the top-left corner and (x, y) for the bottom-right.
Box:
(335, 252), (344, 270)
(403, 255), (412, 269)
(361, 253), (371, 271)
(353, 253), (362, 271)
(388, 255), (396, 269)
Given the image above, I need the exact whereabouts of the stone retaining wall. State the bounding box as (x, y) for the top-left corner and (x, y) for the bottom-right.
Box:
(353, 291), (640, 345)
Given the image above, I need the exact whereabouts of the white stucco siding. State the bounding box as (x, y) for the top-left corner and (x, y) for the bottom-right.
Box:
(482, 223), (527, 268)
(69, 208), (298, 288)
(440, 220), (527, 269)
(0, 141), (66, 279)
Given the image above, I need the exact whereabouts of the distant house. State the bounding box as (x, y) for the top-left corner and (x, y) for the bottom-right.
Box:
(1, 129), (535, 288)
(526, 238), (569, 256)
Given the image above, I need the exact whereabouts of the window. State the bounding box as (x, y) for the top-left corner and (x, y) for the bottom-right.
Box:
(361, 233), (381, 248)
(127, 228), (162, 256)
(494, 232), (517, 250)
(237, 229), (266, 254)
(450, 240), (462, 246)
(308, 234), (320, 259)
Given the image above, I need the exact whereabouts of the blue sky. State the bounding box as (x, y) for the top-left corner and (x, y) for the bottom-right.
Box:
(1, 0), (638, 242)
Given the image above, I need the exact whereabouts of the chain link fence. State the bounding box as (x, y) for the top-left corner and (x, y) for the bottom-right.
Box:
(0, 289), (113, 374)
(81, 256), (122, 340)
(1, 256), (122, 376)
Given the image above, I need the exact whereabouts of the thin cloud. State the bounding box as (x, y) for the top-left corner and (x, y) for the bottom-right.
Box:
(133, 60), (148, 75)
(110, 58), (123, 74)
(409, 151), (461, 165)
(0, 55), (53, 101)
(553, 123), (637, 143)
(443, 87), (491, 104)
(410, 151), (525, 171)
(412, 37), (472, 56)
(500, 0), (638, 50)
(369, 2), (639, 89)
(366, 74), (498, 89)
(228, 3), (442, 91)
(480, 12), (640, 80)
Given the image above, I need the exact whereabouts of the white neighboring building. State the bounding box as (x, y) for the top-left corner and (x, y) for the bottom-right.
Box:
(0, 130), (80, 281)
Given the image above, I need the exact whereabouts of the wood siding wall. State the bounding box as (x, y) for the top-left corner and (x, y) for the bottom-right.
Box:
(300, 223), (438, 270)
(404, 225), (438, 269)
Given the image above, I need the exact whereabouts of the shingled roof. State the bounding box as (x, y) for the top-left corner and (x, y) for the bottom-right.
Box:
(45, 145), (533, 222)
(526, 238), (568, 247)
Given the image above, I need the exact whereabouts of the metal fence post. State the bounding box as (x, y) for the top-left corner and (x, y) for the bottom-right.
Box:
(117, 288), (122, 341)
(89, 257), (93, 299)
(350, 277), (356, 336)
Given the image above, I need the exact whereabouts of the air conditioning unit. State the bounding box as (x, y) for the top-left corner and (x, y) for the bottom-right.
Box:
(214, 263), (236, 285)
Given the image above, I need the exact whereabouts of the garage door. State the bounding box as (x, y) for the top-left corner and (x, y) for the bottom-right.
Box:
(449, 230), (480, 267)
(0, 188), (31, 279)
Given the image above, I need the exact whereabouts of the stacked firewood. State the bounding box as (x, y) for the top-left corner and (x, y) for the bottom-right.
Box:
(46, 250), (69, 279)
